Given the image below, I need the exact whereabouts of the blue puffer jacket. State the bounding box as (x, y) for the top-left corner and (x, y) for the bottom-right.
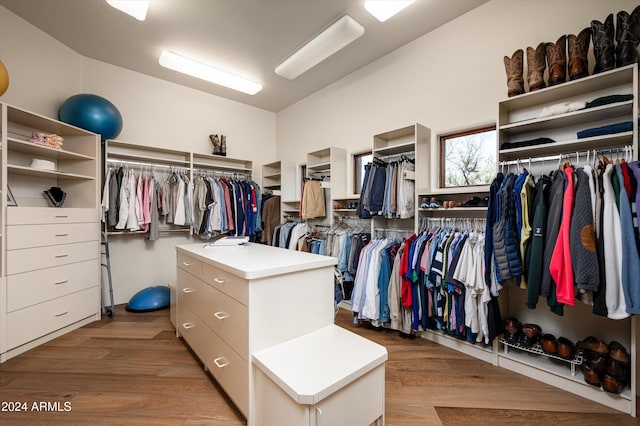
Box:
(502, 173), (523, 279)
(492, 175), (511, 282)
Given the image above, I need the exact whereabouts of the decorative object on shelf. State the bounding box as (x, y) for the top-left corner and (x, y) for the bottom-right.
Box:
(546, 35), (567, 86)
(220, 134), (227, 156)
(526, 43), (547, 92)
(30, 131), (64, 149)
(0, 58), (8, 96)
(43, 186), (66, 207)
(58, 93), (123, 140)
(6, 185), (17, 206)
(615, 5), (640, 68)
(503, 49), (524, 97)
(568, 27), (592, 80)
(209, 134), (220, 154)
(29, 158), (56, 171)
(208, 133), (227, 156)
(591, 14), (615, 74)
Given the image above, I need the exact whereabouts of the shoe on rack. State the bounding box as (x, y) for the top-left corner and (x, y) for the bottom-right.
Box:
(609, 341), (630, 365)
(577, 336), (609, 355)
(557, 336), (576, 360)
(461, 196), (483, 207)
(429, 198), (443, 208)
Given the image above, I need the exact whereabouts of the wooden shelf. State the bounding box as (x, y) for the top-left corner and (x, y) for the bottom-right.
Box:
(6, 137), (95, 161)
(7, 164), (95, 180)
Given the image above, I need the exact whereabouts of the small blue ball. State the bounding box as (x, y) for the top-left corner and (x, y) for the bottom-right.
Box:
(58, 94), (123, 140)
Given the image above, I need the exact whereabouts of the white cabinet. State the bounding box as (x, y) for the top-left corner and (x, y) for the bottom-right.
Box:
(0, 103), (101, 363)
(494, 64), (639, 416)
(253, 325), (387, 426)
(262, 160), (282, 196)
(175, 243), (338, 424)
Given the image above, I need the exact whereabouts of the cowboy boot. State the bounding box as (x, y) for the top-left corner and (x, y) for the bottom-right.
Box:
(592, 14), (616, 73)
(568, 27), (591, 80)
(526, 43), (547, 91)
(220, 135), (227, 156)
(546, 35), (567, 86)
(615, 6), (640, 67)
(504, 49), (524, 97)
(209, 134), (221, 154)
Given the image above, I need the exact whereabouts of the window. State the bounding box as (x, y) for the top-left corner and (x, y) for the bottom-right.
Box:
(440, 125), (496, 188)
(353, 152), (372, 194)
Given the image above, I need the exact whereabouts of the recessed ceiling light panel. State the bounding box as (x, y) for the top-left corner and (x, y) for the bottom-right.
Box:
(159, 50), (263, 95)
(275, 15), (365, 80)
(364, 0), (415, 22)
(106, 0), (150, 21)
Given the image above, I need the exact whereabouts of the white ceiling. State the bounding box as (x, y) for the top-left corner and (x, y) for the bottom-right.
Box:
(0, 0), (488, 112)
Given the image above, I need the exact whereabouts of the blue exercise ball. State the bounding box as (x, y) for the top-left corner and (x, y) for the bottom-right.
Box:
(125, 285), (171, 313)
(58, 94), (123, 140)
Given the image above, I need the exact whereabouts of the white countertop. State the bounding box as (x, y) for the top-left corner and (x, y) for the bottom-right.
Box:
(252, 324), (388, 405)
(176, 242), (337, 279)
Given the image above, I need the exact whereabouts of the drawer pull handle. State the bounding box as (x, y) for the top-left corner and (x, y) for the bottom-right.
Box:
(55, 254), (68, 258)
(316, 407), (323, 425)
(182, 262), (192, 267)
(54, 311), (68, 317)
(55, 233), (69, 237)
(54, 280), (68, 285)
(213, 357), (229, 368)
(182, 288), (195, 294)
(213, 311), (230, 320)
(55, 215), (69, 218)
(181, 322), (194, 330)
(213, 277), (225, 284)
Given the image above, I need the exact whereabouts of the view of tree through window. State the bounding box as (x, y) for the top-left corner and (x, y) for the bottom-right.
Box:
(441, 126), (496, 187)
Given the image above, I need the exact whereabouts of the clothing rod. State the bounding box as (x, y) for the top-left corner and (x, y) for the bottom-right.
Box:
(500, 146), (633, 166)
(107, 159), (182, 170)
(374, 152), (415, 162)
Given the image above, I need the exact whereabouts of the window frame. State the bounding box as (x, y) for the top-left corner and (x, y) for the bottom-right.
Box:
(353, 151), (373, 194)
(439, 124), (496, 189)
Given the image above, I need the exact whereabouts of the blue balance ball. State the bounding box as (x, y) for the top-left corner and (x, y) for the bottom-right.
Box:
(125, 285), (171, 313)
(58, 94), (123, 140)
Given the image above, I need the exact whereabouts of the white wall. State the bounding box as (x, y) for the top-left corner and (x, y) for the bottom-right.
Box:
(277, 0), (638, 194)
(0, 6), (277, 305)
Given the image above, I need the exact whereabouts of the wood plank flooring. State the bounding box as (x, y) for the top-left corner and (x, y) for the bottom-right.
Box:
(0, 305), (638, 425)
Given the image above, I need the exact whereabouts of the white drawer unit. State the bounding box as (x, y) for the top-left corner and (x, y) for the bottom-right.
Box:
(0, 103), (101, 363)
(6, 207), (99, 225)
(7, 259), (100, 312)
(176, 243), (338, 425)
(6, 286), (100, 349)
(6, 222), (101, 250)
(6, 241), (100, 275)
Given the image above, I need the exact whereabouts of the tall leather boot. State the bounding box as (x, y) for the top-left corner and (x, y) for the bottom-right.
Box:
(615, 6), (640, 67)
(220, 135), (227, 156)
(568, 27), (591, 80)
(504, 49), (524, 97)
(526, 43), (547, 92)
(546, 35), (567, 86)
(209, 134), (221, 155)
(592, 14), (616, 73)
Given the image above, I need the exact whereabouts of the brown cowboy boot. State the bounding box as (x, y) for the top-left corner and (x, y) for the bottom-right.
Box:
(209, 134), (221, 155)
(546, 35), (567, 86)
(568, 27), (591, 80)
(504, 49), (524, 97)
(592, 14), (615, 73)
(616, 6), (640, 67)
(527, 43), (547, 91)
(220, 135), (227, 156)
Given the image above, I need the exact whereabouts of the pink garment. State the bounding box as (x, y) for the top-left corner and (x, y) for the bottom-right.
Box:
(549, 166), (575, 306)
(136, 173), (145, 225)
(222, 179), (234, 232)
(142, 175), (151, 231)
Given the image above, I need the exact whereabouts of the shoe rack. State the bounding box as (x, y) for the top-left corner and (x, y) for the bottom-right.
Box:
(494, 63), (638, 416)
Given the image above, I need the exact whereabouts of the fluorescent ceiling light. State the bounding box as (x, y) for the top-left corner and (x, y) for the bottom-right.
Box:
(275, 15), (365, 80)
(159, 50), (263, 95)
(106, 0), (150, 21)
(364, 0), (415, 22)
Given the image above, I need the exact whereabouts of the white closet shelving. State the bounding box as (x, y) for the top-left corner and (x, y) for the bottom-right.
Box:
(0, 103), (101, 363)
(261, 160), (281, 196)
(304, 147), (347, 226)
(494, 63), (638, 416)
(104, 140), (253, 237)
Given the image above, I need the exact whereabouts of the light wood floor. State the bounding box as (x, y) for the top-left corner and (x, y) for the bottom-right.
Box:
(0, 305), (638, 425)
